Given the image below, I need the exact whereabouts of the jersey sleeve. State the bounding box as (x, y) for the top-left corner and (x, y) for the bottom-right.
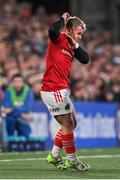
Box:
(74, 46), (89, 64)
(48, 17), (65, 41)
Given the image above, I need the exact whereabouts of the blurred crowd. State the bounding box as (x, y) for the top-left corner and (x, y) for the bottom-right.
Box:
(71, 31), (120, 102)
(0, 0), (120, 102)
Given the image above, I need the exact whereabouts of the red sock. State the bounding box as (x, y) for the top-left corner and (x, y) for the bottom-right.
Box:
(54, 128), (63, 148)
(62, 132), (76, 154)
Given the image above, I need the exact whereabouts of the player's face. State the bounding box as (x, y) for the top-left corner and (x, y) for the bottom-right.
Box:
(71, 26), (84, 42)
(12, 77), (24, 91)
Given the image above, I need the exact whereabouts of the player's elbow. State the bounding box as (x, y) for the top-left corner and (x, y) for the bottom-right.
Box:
(48, 27), (55, 37)
(48, 27), (59, 40)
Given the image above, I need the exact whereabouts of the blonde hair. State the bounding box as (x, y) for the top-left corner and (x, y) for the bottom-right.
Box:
(66, 16), (86, 31)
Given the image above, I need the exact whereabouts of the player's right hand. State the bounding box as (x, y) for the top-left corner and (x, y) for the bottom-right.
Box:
(62, 12), (70, 24)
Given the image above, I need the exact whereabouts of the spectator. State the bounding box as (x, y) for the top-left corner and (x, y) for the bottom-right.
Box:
(2, 74), (34, 139)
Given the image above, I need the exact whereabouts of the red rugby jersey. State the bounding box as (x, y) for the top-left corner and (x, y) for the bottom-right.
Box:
(41, 33), (74, 91)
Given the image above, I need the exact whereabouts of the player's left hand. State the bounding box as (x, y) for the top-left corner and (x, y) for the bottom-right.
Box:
(66, 34), (78, 48)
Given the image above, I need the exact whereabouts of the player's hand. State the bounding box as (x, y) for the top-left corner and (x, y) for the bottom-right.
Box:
(66, 34), (78, 48)
(62, 12), (70, 24)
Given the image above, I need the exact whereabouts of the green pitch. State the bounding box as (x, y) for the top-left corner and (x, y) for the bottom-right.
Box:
(0, 148), (120, 179)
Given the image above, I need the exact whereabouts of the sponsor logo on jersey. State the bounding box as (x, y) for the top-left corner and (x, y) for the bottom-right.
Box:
(65, 103), (70, 110)
(61, 48), (73, 58)
(49, 107), (60, 112)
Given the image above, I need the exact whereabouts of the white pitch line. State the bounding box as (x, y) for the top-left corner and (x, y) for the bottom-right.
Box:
(0, 154), (120, 162)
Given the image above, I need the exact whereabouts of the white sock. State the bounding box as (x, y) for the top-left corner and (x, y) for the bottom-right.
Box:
(51, 145), (61, 158)
(67, 153), (78, 163)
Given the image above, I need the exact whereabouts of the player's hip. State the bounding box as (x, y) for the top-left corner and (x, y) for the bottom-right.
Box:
(41, 88), (70, 101)
(41, 89), (73, 116)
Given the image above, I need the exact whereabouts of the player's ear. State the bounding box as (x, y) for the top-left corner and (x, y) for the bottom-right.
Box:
(67, 27), (72, 35)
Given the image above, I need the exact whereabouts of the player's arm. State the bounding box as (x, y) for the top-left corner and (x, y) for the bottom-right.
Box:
(67, 35), (89, 64)
(74, 45), (89, 64)
(48, 12), (70, 41)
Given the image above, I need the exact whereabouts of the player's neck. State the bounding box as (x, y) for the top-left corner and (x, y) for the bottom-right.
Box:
(61, 28), (69, 36)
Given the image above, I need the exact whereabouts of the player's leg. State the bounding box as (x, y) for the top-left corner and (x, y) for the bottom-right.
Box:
(51, 128), (63, 157)
(55, 113), (90, 171)
(41, 89), (90, 170)
(50, 112), (77, 159)
(41, 91), (67, 169)
(72, 111), (77, 129)
(55, 113), (77, 161)
(46, 113), (73, 169)
(41, 89), (74, 169)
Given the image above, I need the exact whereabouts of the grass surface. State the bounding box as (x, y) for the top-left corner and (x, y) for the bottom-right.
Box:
(0, 148), (120, 179)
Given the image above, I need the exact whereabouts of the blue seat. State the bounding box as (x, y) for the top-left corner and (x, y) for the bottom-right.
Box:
(7, 135), (26, 142)
(2, 120), (46, 151)
(28, 136), (47, 142)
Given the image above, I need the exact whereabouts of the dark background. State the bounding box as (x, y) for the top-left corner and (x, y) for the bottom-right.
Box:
(18, 0), (70, 14)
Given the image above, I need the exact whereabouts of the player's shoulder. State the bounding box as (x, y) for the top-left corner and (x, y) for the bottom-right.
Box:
(49, 32), (66, 44)
(60, 32), (67, 39)
(55, 32), (67, 43)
